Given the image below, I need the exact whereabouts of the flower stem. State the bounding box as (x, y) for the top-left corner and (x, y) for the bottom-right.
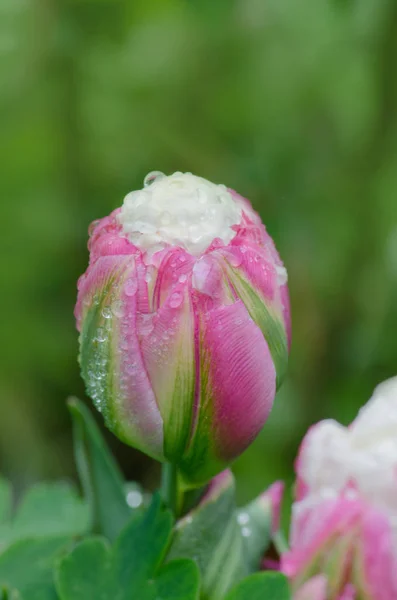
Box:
(161, 462), (178, 515)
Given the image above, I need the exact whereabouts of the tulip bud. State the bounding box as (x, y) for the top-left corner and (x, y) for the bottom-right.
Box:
(75, 171), (290, 484)
(282, 377), (397, 599)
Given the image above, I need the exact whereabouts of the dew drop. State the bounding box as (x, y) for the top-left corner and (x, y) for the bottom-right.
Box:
(138, 314), (154, 336)
(145, 266), (155, 284)
(126, 489), (143, 508)
(143, 170), (166, 187)
(241, 527), (251, 537)
(124, 278), (138, 297)
(228, 252), (242, 268)
(88, 219), (100, 236)
(178, 274), (187, 283)
(96, 328), (107, 343)
(126, 362), (137, 375)
(102, 306), (112, 319)
(169, 292), (183, 308)
(112, 300), (125, 318)
(237, 512), (250, 526)
(275, 265), (288, 286)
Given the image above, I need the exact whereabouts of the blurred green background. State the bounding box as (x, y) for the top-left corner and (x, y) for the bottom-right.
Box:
(1, 0), (397, 509)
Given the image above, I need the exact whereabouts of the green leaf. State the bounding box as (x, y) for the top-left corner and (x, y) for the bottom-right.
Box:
(236, 494), (273, 572)
(55, 495), (200, 600)
(0, 480), (11, 525)
(11, 483), (89, 541)
(168, 471), (246, 600)
(68, 397), (133, 541)
(54, 538), (114, 600)
(0, 480), (12, 547)
(0, 537), (71, 600)
(156, 559), (200, 600)
(225, 572), (291, 600)
(0, 481), (89, 550)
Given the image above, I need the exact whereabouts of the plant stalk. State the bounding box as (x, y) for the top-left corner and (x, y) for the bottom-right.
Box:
(161, 462), (178, 515)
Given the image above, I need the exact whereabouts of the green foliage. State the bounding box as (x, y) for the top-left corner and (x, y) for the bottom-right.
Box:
(170, 473), (245, 598)
(0, 479), (89, 551)
(169, 471), (276, 599)
(55, 495), (200, 600)
(0, 537), (70, 600)
(225, 572), (291, 600)
(236, 496), (274, 573)
(0, 400), (291, 598)
(0, 477), (89, 600)
(68, 397), (133, 541)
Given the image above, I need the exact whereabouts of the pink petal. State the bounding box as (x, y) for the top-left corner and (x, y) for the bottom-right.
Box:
(282, 496), (362, 581)
(77, 253), (164, 460)
(204, 299), (276, 460)
(356, 507), (397, 600)
(338, 584), (356, 600)
(180, 297), (276, 484)
(294, 576), (328, 600)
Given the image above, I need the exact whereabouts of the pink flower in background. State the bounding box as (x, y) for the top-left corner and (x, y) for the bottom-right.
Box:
(281, 377), (397, 599)
(75, 171), (290, 484)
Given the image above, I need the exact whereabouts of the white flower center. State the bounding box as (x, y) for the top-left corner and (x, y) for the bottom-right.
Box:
(118, 171), (242, 255)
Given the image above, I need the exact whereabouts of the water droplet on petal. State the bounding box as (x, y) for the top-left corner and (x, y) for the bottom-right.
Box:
(275, 265), (288, 286)
(227, 252), (242, 267)
(143, 170), (166, 187)
(124, 278), (138, 297)
(102, 307), (112, 319)
(88, 219), (100, 236)
(138, 314), (154, 336)
(96, 328), (107, 343)
(169, 291), (183, 308)
(112, 300), (125, 318)
(237, 512), (250, 526)
(178, 274), (187, 283)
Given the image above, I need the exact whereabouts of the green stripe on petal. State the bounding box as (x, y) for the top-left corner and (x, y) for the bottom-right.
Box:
(140, 287), (196, 462)
(224, 266), (288, 389)
(179, 320), (226, 485)
(79, 274), (119, 425)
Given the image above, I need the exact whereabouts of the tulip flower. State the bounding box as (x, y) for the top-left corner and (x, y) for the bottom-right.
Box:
(281, 377), (397, 599)
(75, 171), (290, 484)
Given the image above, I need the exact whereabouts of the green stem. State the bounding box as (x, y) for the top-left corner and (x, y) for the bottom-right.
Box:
(161, 462), (178, 515)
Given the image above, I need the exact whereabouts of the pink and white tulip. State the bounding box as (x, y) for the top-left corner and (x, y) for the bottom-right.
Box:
(75, 172), (290, 484)
(281, 377), (397, 599)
